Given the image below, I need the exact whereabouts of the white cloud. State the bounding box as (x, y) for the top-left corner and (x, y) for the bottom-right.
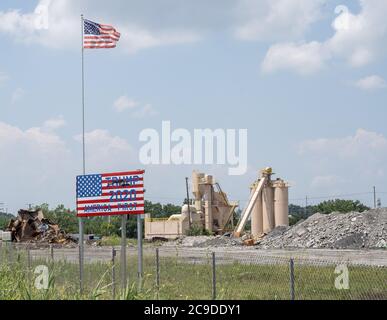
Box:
(299, 129), (387, 189)
(0, 120), (72, 212)
(327, 1), (387, 67)
(355, 75), (387, 91)
(11, 88), (25, 104)
(0, 0), (202, 53)
(262, 1), (387, 74)
(0, 120), (141, 212)
(43, 115), (67, 130)
(0, 121), (68, 156)
(113, 96), (158, 118)
(0, 72), (8, 85)
(74, 129), (135, 172)
(113, 96), (139, 112)
(132, 104), (159, 118)
(262, 41), (329, 75)
(299, 129), (387, 158)
(234, 0), (325, 41)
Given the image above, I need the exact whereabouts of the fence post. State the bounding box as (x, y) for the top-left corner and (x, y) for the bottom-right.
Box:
(120, 215), (127, 291)
(289, 258), (295, 301)
(27, 246), (32, 292)
(156, 248), (160, 298)
(111, 247), (116, 300)
(212, 252), (217, 300)
(8, 242), (13, 264)
(27, 247), (31, 269)
(50, 244), (54, 261)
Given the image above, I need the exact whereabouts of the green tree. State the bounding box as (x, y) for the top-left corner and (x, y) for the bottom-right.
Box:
(0, 212), (15, 230)
(40, 204), (79, 234)
(312, 199), (370, 215)
(31, 201), (183, 238)
(288, 204), (313, 226)
(144, 201), (181, 218)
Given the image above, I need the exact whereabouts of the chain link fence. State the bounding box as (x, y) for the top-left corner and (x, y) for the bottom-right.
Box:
(0, 242), (386, 300)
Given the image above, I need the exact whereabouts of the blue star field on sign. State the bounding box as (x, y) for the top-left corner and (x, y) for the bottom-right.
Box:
(76, 174), (102, 198)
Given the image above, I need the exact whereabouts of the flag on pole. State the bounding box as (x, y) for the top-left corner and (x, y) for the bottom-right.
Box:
(83, 19), (121, 49)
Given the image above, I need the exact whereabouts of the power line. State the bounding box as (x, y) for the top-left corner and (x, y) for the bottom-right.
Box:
(147, 191), (378, 204)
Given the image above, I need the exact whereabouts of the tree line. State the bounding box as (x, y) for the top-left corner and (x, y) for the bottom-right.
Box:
(0, 199), (370, 236)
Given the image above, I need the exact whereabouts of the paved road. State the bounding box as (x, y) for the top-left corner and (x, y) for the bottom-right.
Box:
(18, 245), (387, 266)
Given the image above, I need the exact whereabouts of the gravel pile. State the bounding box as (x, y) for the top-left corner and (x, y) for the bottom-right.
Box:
(164, 209), (387, 250)
(164, 235), (243, 248)
(257, 209), (387, 249)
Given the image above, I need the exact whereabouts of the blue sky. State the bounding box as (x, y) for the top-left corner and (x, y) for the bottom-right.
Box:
(1, 0), (387, 214)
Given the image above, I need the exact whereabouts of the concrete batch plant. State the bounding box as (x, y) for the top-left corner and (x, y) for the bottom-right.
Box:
(144, 168), (290, 240)
(234, 167), (290, 238)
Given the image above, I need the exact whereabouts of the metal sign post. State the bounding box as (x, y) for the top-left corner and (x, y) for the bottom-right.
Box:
(79, 218), (84, 293)
(137, 214), (143, 291)
(121, 214), (127, 291)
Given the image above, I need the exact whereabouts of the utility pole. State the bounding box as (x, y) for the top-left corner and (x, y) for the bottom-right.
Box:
(373, 186), (377, 209)
(304, 196), (308, 216)
(185, 177), (192, 229)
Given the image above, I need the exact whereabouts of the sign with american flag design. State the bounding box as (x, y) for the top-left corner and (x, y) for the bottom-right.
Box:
(76, 170), (145, 217)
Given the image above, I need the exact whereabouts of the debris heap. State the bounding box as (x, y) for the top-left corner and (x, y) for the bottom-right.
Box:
(257, 209), (387, 249)
(7, 209), (76, 245)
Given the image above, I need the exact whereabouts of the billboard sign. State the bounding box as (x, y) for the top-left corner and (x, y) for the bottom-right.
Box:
(76, 170), (145, 217)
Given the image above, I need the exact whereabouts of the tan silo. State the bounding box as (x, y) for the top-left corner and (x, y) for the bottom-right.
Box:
(192, 171), (205, 212)
(251, 181), (263, 237)
(273, 180), (289, 227)
(262, 184), (275, 234)
(203, 176), (213, 233)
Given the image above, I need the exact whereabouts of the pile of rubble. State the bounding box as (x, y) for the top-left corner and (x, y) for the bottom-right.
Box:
(6, 209), (76, 245)
(257, 209), (387, 249)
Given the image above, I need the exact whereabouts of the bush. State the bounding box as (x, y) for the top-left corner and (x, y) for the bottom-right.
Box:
(312, 199), (370, 215)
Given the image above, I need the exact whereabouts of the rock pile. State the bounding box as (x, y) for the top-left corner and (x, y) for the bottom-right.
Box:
(257, 209), (387, 249)
(165, 209), (387, 250)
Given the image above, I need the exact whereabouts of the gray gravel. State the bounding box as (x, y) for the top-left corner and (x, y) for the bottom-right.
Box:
(165, 209), (387, 250)
(257, 209), (387, 249)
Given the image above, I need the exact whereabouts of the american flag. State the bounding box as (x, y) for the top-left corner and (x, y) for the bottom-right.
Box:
(83, 19), (121, 49)
(76, 170), (145, 217)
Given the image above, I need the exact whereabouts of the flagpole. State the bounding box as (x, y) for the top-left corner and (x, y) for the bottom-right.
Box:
(79, 13), (85, 294)
(82, 14), (86, 175)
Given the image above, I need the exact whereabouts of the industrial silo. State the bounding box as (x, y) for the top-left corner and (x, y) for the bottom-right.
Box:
(273, 179), (289, 227)
(262, 184), (275, 234)
(251, 181), (263, 237)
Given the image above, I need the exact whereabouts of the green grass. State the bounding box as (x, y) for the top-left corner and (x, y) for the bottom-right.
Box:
(0, 247), (386, 300)
(97, 236), (138, 247)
